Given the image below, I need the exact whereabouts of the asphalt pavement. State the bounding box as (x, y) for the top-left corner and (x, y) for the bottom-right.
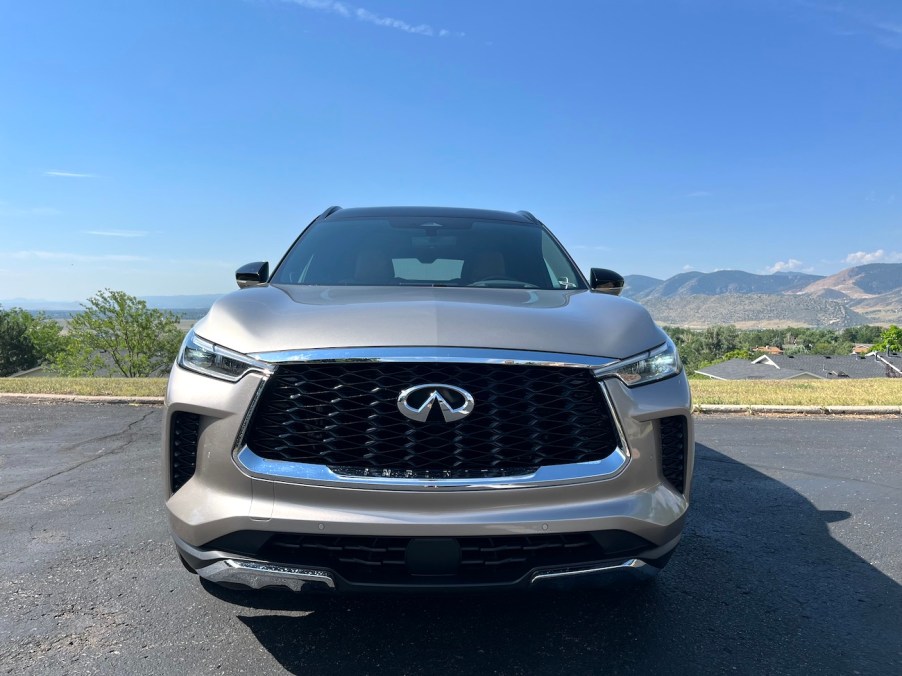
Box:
(0, 404), (899, 675)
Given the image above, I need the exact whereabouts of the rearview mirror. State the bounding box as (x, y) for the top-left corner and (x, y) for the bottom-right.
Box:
(590, 268), (624, 296)
(236, 261), (269, 289)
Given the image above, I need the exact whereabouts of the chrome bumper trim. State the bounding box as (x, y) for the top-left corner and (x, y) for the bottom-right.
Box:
(198, 559), (336, 591)
(247, 346), (620, 370)
(529, 559), (647, 584)
(234, 445), (629, 490)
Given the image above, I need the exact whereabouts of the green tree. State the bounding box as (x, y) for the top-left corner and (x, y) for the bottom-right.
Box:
(0, 306), (65, 376)
(22, 310), (67, 361)
(54, 289), (183, 377)
(0, 307), (38, 376)
(873, 325), (902, 354)
(840, 325), (884, 344)
(721, 348), (755, 361)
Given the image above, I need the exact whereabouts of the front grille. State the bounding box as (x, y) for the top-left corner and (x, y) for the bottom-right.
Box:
(660, 415), (688, 493)
(170, 411), (200, 493)
(244, 362), (619, 473)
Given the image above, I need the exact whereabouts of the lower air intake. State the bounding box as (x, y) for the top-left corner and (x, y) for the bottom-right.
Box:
(170, 412), (200, 493)
(660, 415), (688, 493)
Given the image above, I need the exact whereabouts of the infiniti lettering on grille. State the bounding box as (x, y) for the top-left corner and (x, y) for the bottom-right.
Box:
(396, 384), (475, 423)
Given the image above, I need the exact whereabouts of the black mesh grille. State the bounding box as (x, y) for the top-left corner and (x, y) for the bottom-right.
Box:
(244, 362), (619, 472)
(660, 415), (687, 493)
(170, 412), (200, 493)
(260, 533), (605, 584)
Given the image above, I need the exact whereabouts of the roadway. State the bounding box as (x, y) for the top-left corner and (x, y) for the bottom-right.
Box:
(0, 404), (899, 674)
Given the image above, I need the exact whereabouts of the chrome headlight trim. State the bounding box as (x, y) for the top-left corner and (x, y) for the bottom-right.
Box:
(594, 337), (682, 387)
(178, 329), (274, 382)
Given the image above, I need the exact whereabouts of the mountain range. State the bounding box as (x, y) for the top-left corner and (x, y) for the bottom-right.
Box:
(622, 263), (902, 328)
(3, 264), (900, 329)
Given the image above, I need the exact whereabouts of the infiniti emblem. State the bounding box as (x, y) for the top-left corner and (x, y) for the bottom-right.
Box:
(397, 384), (475, 423)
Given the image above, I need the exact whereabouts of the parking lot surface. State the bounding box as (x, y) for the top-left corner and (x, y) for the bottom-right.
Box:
(0, 404), (900, 675)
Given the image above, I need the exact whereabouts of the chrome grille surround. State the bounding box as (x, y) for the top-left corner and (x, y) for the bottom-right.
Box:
(232, 347), (631, 490)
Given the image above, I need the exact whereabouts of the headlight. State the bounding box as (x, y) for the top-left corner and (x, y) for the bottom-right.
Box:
(178, 329), (272, 382)
(596, 337), (682, 387)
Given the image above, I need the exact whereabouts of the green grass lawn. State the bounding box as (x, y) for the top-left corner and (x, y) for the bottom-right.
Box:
(2, 376), (901, 406)
(0, 378), (168, 397)
(690, 378), (902, 406)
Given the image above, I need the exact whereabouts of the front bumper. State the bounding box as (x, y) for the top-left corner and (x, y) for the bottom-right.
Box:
(163, 355), (694, 591)
(174, 532), (676, 592)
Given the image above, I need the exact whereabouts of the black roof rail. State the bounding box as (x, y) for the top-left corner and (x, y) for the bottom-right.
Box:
(300, 206), (343, 230)
(516, 210), (541, 225)
(318, 205), (343, 220)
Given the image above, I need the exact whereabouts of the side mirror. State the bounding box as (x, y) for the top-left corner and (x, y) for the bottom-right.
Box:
(590, 268), (624, 296)
(236, 261), (269, 289)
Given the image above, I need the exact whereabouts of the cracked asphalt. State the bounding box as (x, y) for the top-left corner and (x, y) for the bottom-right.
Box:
(0, 404), (900, 675)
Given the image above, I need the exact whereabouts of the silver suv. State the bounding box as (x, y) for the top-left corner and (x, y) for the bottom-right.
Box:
(164, 207), (693, 592)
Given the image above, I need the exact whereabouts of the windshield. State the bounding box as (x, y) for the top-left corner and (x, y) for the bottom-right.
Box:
(271, 217), (587, 290)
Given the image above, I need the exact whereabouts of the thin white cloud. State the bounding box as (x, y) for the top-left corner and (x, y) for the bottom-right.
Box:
(44, 170), (98, 178)
(873, 21), (902, 49)
(682, 264), (695, 271)
(686, 191), (712, 198)
(844, 249), (902, 266)
(84, 230), (149, 238)
(764, 259), (807, 274)
(278, 0), (460, 37)
(355, 8), (432, 35)
(7, 251), (148, 263)
(799, 1), (902, 49)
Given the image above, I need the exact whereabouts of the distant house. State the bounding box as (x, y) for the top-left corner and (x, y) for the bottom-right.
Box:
(696, 353), (902, 380)
(852, 344), (874, 354)
(875, 353), (902, 378)
(753, 345), (784, 355)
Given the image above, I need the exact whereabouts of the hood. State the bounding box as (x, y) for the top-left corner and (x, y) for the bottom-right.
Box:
(193, 285), (666, 360)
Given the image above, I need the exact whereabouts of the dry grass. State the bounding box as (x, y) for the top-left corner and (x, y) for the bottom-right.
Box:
(1, 376), (901, 406)
(690, 378), (902, 406)
(0, 378), (167, 397)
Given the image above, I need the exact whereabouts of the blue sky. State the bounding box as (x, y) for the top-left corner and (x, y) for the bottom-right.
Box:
(1, 0), (900, 301)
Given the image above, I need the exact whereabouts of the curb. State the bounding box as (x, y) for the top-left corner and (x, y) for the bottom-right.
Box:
(0, 393), (164, 405)
(695, 404), (902, 415)
(0, 394), (899, 415)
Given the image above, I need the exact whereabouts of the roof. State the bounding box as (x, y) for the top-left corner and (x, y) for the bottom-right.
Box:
(324, 206), (536, 223)
(695, 359), (814, 380)
(757, 354), (902, 379)
(697, 353), (902, 379)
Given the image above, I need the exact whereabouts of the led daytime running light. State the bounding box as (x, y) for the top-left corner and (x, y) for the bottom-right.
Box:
(595, 338), (682, 387)
(178, 330), (271, 382)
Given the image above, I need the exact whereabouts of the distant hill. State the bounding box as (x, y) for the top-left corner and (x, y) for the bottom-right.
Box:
(628, 270), (823, 300)
(797, 263), (902, 298)
(622, 275), (663, 297)
(140, 294), (225, 310)
(625, 263), (902, 328)
(1, 294), (225, 314)
(641, 294), (869, 329)
(4, 263), (901, 329)
(0, 298), (82, 312)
